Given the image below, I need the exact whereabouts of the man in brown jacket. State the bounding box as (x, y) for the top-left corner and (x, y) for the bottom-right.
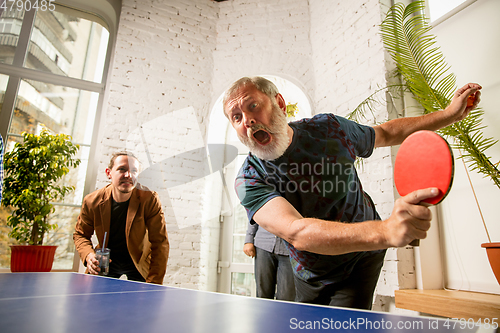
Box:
(74, 151), (169, 284)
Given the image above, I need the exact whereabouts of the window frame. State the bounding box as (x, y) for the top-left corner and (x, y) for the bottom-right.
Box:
(426, 0), (478, 26)
(0, 0), (121, 272)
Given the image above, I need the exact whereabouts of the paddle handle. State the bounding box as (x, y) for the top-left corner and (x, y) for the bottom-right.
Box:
(409, 201), (431, 247)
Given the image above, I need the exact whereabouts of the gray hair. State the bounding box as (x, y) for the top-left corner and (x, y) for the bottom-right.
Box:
(222, 77), (280, 117)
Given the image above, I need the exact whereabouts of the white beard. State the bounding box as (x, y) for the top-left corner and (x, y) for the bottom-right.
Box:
(237, 103), (290, 161)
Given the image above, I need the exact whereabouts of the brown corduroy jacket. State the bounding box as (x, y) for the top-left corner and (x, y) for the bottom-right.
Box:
(73, 184), (169, 284)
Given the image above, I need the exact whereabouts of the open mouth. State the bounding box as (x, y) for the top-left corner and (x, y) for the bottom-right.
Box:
(252, 129), (271, 145)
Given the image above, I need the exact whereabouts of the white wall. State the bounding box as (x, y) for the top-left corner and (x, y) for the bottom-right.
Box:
(212, 0), (314, 103)
(309, 0), (415, 299)
(96, 0), (414, 307)
(96, 0), (219, 289)
(430, 0), (500, 294)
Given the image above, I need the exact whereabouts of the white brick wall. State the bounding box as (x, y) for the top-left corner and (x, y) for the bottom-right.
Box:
(95, 0), (415, 309)
(213, 0), (314, 99)
(97, 0), (219, 289)
(308, 0), (414, 300)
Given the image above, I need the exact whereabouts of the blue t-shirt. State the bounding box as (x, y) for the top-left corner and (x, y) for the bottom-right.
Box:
(235, 113), (384, 284)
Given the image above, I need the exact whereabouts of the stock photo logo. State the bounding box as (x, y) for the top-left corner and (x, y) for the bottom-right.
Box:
(126, 107), (238, 229)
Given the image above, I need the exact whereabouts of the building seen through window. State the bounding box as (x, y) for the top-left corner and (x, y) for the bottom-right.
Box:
(0, 5), (110, 269)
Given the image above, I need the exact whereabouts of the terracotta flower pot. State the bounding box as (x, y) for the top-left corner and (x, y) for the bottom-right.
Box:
(481, 242), (500, 285)
(10, 245), (57, 272)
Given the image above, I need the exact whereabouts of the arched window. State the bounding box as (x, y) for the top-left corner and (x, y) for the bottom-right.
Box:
(206, 75), (312, 295)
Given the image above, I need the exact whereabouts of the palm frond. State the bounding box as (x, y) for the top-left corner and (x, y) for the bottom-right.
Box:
(379, 0), (500, 189)
(380, 1), (455, 113)
(347, 84), (406, 125)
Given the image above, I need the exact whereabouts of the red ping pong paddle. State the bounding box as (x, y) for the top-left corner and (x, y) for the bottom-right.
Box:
(393, 130), (454, 246)
(467, 93), (476, 107)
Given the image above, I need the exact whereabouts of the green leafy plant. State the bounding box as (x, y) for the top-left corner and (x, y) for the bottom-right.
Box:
(350, 1), (499, 190)
(1, 128), (80, 245)
(286, 102), (299, 118)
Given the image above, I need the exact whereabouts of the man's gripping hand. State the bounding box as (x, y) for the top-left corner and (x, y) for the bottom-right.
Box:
(86, 252), (100, 275)
(382, 188), (439, 247)
(444, 83), (482, 123)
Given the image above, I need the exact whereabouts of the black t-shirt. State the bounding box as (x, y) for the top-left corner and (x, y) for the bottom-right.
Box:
(235, 114), (382, 284)
(107, 197), (134, 265)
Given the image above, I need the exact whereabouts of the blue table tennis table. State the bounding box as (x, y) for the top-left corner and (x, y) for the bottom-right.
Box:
(0, 272), (493, 333)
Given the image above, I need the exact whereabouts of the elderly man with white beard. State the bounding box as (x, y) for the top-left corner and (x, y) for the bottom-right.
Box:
(223, 76), (481, 309)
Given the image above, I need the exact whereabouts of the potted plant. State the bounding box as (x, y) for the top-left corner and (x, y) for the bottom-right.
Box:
(349, 1), (499, 283)
(1, 128), (80, 272)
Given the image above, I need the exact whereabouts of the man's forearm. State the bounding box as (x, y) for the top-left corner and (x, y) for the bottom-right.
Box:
(374, 110), (451, 147)
(286, 218), (388, 255)
(73, 210), (96, 265)
(279, 188), (436, 255)
(374, 83), (481, 147)
(147, 242), (169, 284)
(73, 233), (94, 265)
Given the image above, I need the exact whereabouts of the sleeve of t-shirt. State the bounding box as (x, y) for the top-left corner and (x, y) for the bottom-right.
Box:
(334, 115), (375, 158)
(244, 221), (258, 243)
(235, 158), (281, 224)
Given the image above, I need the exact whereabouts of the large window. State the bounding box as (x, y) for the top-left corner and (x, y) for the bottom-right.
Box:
(427, 0), (475, 23)
(0, 2), (115, 270)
